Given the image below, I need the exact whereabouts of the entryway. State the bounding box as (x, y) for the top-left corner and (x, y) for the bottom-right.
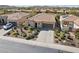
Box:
(35, 23), (37, 28)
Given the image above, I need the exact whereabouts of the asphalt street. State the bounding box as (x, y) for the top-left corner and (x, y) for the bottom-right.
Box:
(0, 39), (58, 53)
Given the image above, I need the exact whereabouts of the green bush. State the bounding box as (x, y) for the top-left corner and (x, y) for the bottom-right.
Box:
(54, 29), (60, 38)
(33, 29), (39, 35)
(26, 35), (34, 40)
(75, 30), (79, 40)
(54, 29), (65, 40)
(24, 26), (28, 30)
(11, 32), (18, 37)
(26, 36), (31, 40)
(36, 29), (40, 32)
(22, 33), (27, 37)
(59, 31), (65, 40)
(28, 26), (34, 30)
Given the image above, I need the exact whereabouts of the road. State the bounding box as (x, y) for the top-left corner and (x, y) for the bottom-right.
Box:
(0, 39), (58, 53)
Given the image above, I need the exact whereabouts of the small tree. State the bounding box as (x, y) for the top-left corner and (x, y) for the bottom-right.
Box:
(75, 30), (79, 40)
(59, 31), (65, 40)
(55, 15), (61, 30)
(18, 23), (24, 36)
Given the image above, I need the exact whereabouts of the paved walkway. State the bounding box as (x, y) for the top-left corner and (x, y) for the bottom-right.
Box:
(37, 30), (54, 43)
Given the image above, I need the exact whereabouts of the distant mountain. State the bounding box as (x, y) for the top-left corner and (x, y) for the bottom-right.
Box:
(0, 5), (17, 8)
(0, 5), (79, 9)
(16, 5), (79, 8)
(54, 5), (79, 7)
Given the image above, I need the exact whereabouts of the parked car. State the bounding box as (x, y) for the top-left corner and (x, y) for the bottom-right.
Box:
(3, 23), (13, 30)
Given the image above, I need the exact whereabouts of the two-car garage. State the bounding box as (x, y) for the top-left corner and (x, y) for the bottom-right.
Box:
(42, 23), (54, 30)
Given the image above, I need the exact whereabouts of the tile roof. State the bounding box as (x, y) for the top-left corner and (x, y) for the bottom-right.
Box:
(1, 12), (29, 21)
(28, 13), (55, 24)
(63, 15), (79, 26)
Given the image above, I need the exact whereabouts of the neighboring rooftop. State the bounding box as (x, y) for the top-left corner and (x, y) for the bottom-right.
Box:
(28, 13), (55, 24)
(1, 12), (29, 21)
(62, 15), (79, 26)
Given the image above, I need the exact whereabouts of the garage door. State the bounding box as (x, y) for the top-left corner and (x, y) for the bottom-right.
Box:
(42, 24), (53, 30)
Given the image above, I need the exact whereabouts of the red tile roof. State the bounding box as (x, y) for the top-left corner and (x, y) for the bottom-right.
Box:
(28, 13), (55, 24)
(1, 12), (29, 22)
(63, 15), (79, 26)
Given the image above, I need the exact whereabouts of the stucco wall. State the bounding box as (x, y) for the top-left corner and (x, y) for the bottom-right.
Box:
(28, 21), (43, 28)
(28, 21), (35, 27)
(74, 24), (79, 29)
(59, 16), (63, 30)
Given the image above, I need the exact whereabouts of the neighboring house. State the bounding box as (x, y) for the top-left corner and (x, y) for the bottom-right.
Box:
(27, 13), (55, 29)
(0, 12), (30, 25)
(0, 16), (7, 25)
(60, 15), (79, 31)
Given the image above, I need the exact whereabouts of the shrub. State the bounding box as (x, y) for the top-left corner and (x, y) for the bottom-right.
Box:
(54, 29), (65, 40)
(26, 35), (34, 40)
(59, 31), (65, 40)
(7, 32), (11, 35)
(22, 33), (27, 37)
(54, 29), (60, 38)
(36, 29), (40, 32)
(75, 30), (79, 40)
(28, 26), (34, 30)
(26, 36), (31, 40)
(33, 29), (39, 35)
(24, 26), (28, 30)
(11, 32), (18, 37)
(28, 29), (32, 33)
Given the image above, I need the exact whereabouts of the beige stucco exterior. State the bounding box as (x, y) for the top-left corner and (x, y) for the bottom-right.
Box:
(28, 13), (55, 29)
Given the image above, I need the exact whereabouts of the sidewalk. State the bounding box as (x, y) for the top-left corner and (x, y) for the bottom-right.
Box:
(0, 36), (79, 53)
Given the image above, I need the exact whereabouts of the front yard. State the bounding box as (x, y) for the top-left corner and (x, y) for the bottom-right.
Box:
(54, 28), (79, 48)
(4, 23), (40, 40)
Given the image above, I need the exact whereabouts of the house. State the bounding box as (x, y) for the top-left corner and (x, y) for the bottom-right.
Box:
(0, 12), (30, 25)
(60, 15), (79, 31)
(0, 16), (7, 25)
(27, 13), (55, 29)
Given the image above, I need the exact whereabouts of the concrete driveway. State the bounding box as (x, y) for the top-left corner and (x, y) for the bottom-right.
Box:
(0, 29), (11, 36)
(37, 30), (54, 43)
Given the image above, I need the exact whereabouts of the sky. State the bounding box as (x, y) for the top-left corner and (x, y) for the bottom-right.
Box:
(0, 0), (79, 6)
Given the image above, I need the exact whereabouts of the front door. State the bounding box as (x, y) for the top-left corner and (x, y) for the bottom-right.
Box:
(35, 23), (37, 28)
